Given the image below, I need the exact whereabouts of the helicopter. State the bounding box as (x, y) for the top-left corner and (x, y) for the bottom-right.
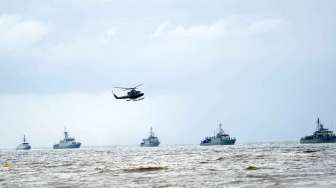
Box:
(112, 84), (144, 101)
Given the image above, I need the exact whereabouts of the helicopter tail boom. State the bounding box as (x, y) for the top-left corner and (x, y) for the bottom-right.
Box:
(112, 91), (123, 99)
(113, 93), (120, 99)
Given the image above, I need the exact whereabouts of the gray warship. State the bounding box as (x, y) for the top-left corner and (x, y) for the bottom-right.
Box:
(140, 127), (160, 147)
(300, 117), (336, 144)
(200, 123), (236, 146)
(53, 128), (81, 149)
(16, 135), (31, 150)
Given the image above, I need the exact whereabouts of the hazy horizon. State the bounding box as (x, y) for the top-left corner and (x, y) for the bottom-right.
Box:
(1, 0), (336, 148)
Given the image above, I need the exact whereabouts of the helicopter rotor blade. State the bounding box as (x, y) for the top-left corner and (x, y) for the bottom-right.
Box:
(133, 83), (143, 89)
(114, 87), (132, 90)
(114, 84), (143, 90)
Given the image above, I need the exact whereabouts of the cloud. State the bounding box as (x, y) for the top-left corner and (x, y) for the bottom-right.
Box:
(248, 18), (288, 34)
(0, 14), (49, 51)
(0, 0), (335, 147)
(151, 22), (169, 37)
(151, 17), (287, 40)
(151, 21), (226, 39)
(142, 17), (289, 63)
(98, 27), (118, 44)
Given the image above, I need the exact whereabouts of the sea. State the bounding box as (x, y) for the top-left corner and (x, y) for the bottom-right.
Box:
(1, 143), (336, 188)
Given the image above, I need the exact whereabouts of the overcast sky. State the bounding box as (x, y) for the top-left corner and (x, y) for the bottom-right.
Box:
(1, 0), (336, 148)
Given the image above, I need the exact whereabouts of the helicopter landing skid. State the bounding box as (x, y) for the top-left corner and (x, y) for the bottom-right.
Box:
(127, 98), (144, 101)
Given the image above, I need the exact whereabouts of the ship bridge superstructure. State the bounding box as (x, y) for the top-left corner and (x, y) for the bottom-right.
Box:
(200, 123), (236, 146)
(53, 128), (81, 149)
(16, 135), (31, 150)
(300, 117), (336, 144)
(140, 127), (160, 147)
(314, 118), (335, 137)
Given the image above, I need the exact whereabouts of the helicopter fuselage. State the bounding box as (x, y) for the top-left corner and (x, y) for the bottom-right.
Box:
(127, 90), (144, 99)
(113, 84), (144, 101)
(113, 89), (144, 100)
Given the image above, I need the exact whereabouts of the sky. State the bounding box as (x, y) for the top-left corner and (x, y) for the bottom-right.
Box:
(0, 0), (336, 148)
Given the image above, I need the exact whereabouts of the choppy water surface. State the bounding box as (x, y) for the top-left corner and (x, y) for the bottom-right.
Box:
(1, 143), (336, 187)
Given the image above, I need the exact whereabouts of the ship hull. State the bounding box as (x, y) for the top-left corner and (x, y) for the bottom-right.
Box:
(200, 139), (236, 146)
(16, 144), (31, 150)
(300, 138), (336, 144)
(140, 143), (160, 147)
(53, 143), (81, 149)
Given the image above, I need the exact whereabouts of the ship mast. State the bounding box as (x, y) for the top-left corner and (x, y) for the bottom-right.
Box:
(23, 135), (26, 143)
(218, 123), (224, 134)
(64, 127), (69, 139)
(317, 117), (323, 131)
(150, 127), (154, 137)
